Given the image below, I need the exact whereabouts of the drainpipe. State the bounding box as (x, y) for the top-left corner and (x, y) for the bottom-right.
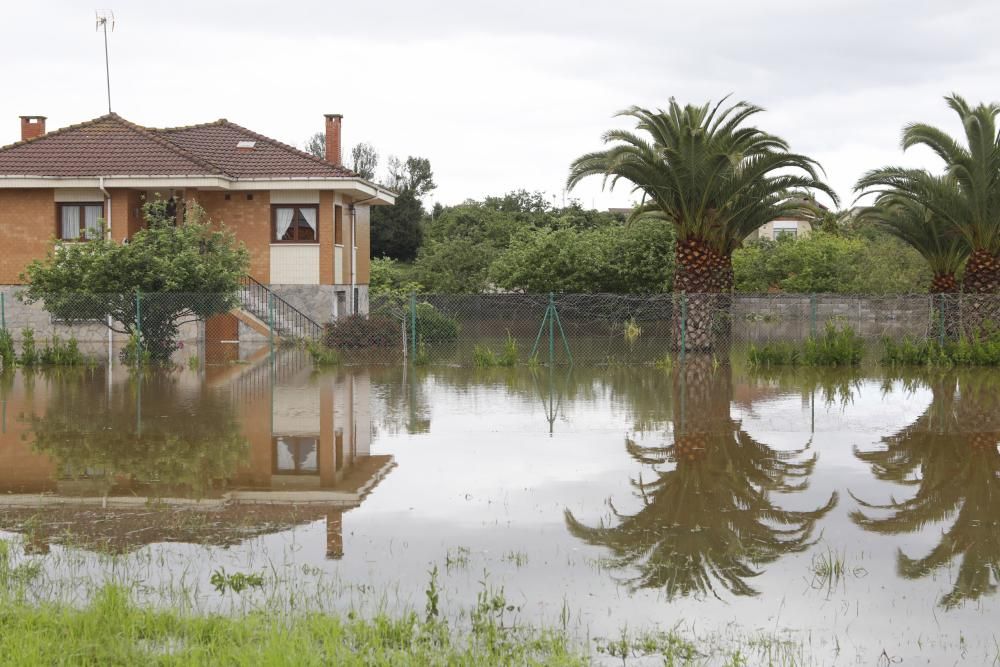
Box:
(98, 177), (113, 379)
(350, 205), (356, 315)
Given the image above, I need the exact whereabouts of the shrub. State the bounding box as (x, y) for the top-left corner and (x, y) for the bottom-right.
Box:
(803, 324), (863, 366)
(322, 315), (401, 349)
(415, 303), (460, 342)
(0, 329), (13, 370)
(38, 336), (88, 366)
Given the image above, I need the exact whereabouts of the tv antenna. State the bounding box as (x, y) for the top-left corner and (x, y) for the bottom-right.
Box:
(95, 10), (115, 113)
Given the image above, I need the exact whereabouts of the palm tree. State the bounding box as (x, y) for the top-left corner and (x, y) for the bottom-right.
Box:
(856, 95), (1000, 299)
(856, 187), (970, 337)
(567, 99), (838, 351)
(857, 188), (968, 294)
(565, 363), (836, 599)
(851, 372), (1000, 608)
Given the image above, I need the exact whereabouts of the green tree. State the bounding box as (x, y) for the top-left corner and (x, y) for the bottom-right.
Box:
(568, 99), (836, 350)
(372, 156), (437, 261)
(857, 95), (1000, 295)
(856, 180), (968, 294)
(488, 219), (674, 293)
(21, 199), (249, 361)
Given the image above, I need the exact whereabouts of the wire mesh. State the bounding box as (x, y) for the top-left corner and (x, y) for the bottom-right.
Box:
(0, 291), (996, 368)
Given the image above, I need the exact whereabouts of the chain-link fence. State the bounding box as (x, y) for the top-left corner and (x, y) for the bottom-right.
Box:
(0, 290), (996, 368)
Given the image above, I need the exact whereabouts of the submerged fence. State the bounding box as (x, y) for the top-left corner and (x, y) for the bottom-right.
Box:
(0, 290), (993, 367)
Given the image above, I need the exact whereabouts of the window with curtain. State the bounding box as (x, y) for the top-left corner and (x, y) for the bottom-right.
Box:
(58, 203), (105, 241)
(272, 436), (319, 474)
(273, 205), (319, 242)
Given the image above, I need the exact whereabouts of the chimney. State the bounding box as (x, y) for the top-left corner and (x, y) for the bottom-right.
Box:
(324, 114), (342, 166)
(20, 116), (47, 141)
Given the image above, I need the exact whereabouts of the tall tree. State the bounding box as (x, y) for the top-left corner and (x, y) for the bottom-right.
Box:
(568, 99), (836, 350)
(350, 142), (379, 180)
(304, 132), (325, 159)
(857, 95), (1000, 295)
(372, 156), (437, 260)
(856, 186), (969, 294)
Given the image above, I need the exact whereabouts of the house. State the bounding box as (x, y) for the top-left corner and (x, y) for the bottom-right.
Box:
(0, 112), (395, 339)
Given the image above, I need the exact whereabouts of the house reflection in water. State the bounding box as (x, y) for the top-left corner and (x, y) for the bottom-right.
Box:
(0, 350), (393, 559)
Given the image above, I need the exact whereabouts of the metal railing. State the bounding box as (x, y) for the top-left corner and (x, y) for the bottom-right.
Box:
(238, 276), (323, 341)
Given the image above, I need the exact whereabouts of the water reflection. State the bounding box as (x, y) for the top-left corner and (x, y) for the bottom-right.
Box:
(565, 359), (837, 599)
(852, 373), (1000, 608)
(0, 353), (392, 557)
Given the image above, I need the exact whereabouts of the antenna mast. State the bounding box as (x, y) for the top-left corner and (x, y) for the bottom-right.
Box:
(95, 10), (115, 113)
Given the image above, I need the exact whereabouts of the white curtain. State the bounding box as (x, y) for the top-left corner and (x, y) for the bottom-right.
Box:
(299, 207), (317, 233)
(61, 207), (80, 239)
(84, 205), (103, 239)
(275, 207), (295, 240)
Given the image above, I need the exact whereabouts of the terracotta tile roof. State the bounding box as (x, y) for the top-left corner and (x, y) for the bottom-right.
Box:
(0, 113), (357, 179)
(0, 114), (221, 177)
(159, 120), (356, 178)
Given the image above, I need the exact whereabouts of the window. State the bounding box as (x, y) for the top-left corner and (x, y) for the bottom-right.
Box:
(58, 203), (104, 241)
(273, 436), (319, 474)
(272, 205), (318, 243)
(334, 205), (343, 245)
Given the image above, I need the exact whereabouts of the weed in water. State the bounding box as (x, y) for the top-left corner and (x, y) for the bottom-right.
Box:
(502, 551), (528, 567)
(413, 337), (431, 366)
(653, 354), (673, 371)
(445, 546), (471, 571)
(424, 565), (440, 622)
(307, 341), (341, 366)
(209, 568), (265, 594)
(18, 328), (38, 367)
(187, 355), (201, 371)
(623, 318), (642, 343)
(0, 328), (14, 370)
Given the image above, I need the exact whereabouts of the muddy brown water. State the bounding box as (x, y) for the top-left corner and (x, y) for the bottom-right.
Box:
(0, 351), (998, 664)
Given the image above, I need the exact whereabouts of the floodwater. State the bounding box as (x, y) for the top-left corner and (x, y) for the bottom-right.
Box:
(1, 350), (999, 664)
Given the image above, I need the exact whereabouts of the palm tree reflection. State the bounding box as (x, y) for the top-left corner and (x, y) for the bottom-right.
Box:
(566, 358), (837, 599)
(852, 373), (1000, 608)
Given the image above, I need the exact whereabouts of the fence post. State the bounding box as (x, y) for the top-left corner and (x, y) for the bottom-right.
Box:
(409, 292), (417, 358)
(135, 289), (143, 359)
(679, 293), (687, 365)
(268, 291), (274, 356)
(1, 291), (5, 330)
(809, 294), (817, 337)
(548, 293), (555, 366)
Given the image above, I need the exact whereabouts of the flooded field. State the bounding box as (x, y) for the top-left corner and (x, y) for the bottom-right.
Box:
(0, 351), (998, 664)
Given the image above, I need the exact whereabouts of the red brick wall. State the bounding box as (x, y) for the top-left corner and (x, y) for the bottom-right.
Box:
(198, 191), (272, 283)
(0, 189), (56, 284)
(319, 192), (334, 284)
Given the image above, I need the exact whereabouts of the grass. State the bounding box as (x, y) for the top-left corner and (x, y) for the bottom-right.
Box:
(0, 583), (588, 666)
(0, 327), (14, 370)
(306, 341), (341, 366)
(473, 332), (518, 368)
(748, 324), (863, 368)
(882, 328), (1000, 366)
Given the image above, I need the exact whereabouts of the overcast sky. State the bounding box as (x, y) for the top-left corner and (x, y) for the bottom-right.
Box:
(2, 0), (998, 210)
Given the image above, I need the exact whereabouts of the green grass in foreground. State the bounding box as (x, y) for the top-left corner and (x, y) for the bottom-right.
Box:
(0, 584), (587, 666)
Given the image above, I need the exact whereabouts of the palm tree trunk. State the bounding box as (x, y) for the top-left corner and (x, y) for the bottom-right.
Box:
(961, 249), (1000, 335)
(930, 273), (960, 340)
(673, 237), (729, 352)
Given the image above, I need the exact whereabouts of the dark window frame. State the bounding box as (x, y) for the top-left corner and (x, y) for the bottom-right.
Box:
(334, 205), (343, 245)
(56, 202), (105, 241)
(271, 204), (320, 244)
(272, 435), (321, 475)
